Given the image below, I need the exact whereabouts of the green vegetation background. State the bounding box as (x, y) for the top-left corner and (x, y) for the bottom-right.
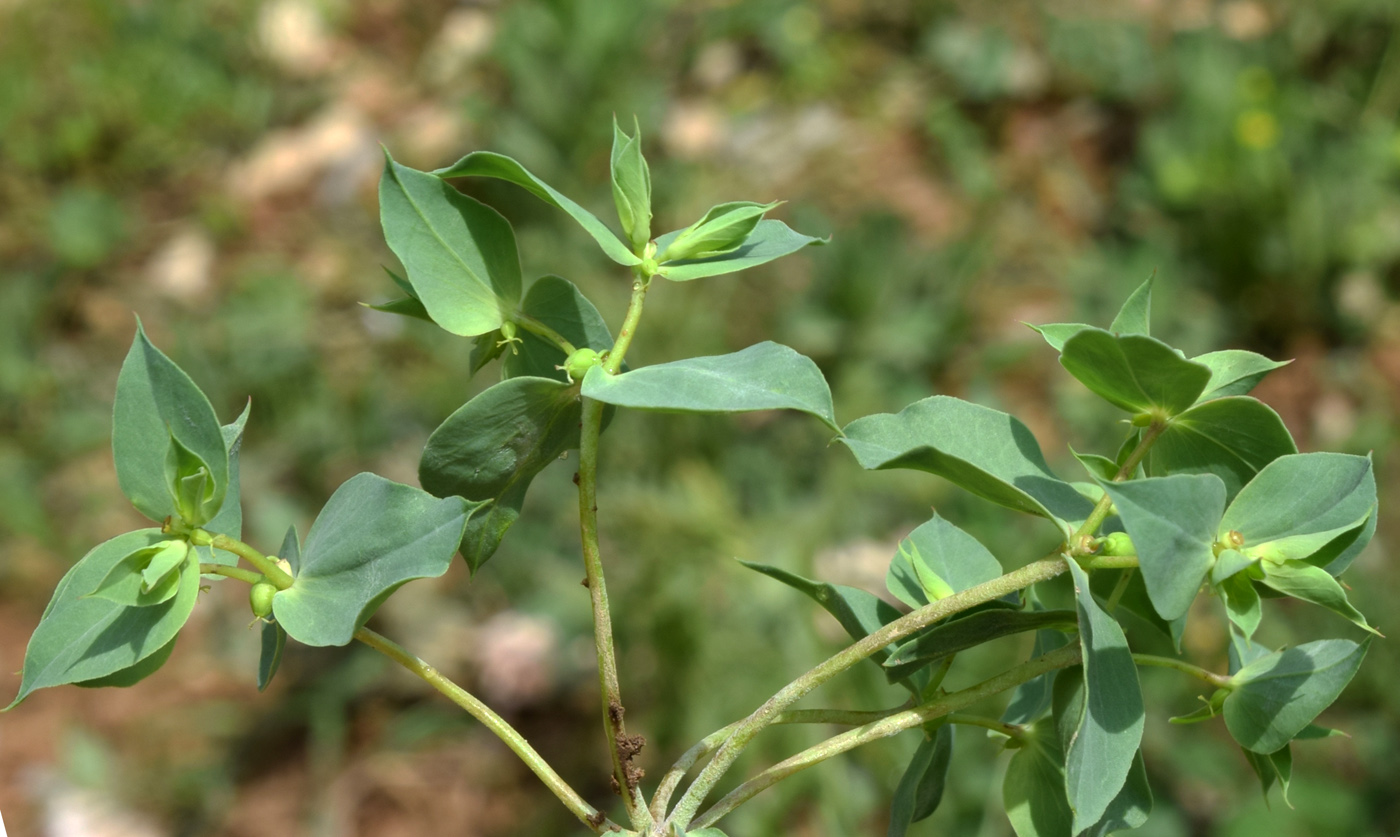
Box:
(1, 0), (1398, 835)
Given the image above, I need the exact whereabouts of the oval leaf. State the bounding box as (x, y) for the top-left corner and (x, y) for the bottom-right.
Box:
(1223, 639), (1368, 754)
(885, 513), (1004, 609)
(582, 341), (838, 431)
(271, 474), (471, 646)
(610, 117), (652, 251)
(1145, 396), (1297, 500)
(379, 154), (523, 337)
(1192, 350), (1291, 402)
(654, 220), (826, 282)
(1059, 328), (1211, 416)
(1221, 453), (1375, 567)
(841, 396), (1094, 534)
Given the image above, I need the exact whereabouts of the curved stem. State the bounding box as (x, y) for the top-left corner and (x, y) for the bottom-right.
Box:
(1132, 653), (1232, 689)
(944, 713), (1027, 739)
(1069, 421), (1168, 557)
(604, 277), (650, 375)
(687, 645), (1082, 831)
(354, 627), (620, 833)
(516, 313), (577, 355)
(666, 555), (1070, 828)
(649, 707), (908, 821)
(198, 563), (263, 584)
(192, 532), (295, 590)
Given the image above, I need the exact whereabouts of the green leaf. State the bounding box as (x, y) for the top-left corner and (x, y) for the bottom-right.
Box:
(654, 220), (826, 282)
(419, 377), (585, 571)
(841, 396), (1094, 535)
(8, 529), (201, 707)
(1192, 350), (1291, 402)
(502, 275), (616, 383)
(1089, 569), (1187, 650)
(658, 201), (780, 262)
(1109, 276), (1153, 336)
(198, 403), (251, 569)
(888, 725), (954, 836)
(1221, 453), (1376, 568)
(259, 525), (298, 691)
(433, 151), (640, 266)
(1220, 569), (1263, 639)
(1059, 328), (1211, 416)
(1002, 591), (1073, 725)
(365, 295), (434, 323)
(1027, 323), (1091, 352)
(884, 608), (1076, 673)
(271, 474), (471, 646)
(1258, 560), (1377, 634)
(1063, 562), (1144, 833)
(1145, 397), (1297, 500)
(1004, 719), (1074, 837)
(1052, 668), (1153, 837)
(610, 116), (652, 251)
(885, 513), (1005, 609)
(74, 634), (178, 689)
(378, 154), (523, 337)
(582, 341), (838, 431)
(113, 321), (230, 525)
(1243, 744), (1293, 806)
(1071, 450), (1119, 482)
(1223, 639), (1369, 754)
(87, 540), (190, 607)
(1099, 474), (1226, 621)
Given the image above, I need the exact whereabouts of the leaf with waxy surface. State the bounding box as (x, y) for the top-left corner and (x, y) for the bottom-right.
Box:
(582, 341), (838, 431)
(75, 635), (179, 689)
(1219, 566), (1263, 639)
(1027, 323), (1091, 352)
(1192, 350), (1290, 402)
(502, 275), (616, 383)
(885, 513), (1005, 609)
(1099, 473), (1226, 621)
(841, 396), (1094, 535)
(8, 529), (201, 707)
(1062, 561), (1145, 833)
(433, 151), (640, 266)
(379, 155), (523, 337)
(1089, 568), (1187, 650)
(87, 540), (190, 607)
(654, 220), (826, 281)
(1059, 328), (1211, 416)
(1109, 276), (1153, 336)
(259, 525), (298, 691)
(658, 201), (779, 262)
(113, 322), (230, 526)
(610, 117), (652, 251)
(271, 474), (471, 647)
(1145, 396), (1297, 500)
(1258, 559), (1377, 634)
(1002, 591), (1073, 725)
(884, 608), (1076, 675)
(1220, 452), (1376, 569)
(419, 376), (585, 571)
(1223, 639), (1368, 754)
(887, 724), (954, 837)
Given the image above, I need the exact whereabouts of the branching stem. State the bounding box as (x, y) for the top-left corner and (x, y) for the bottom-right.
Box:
(516, 313), (577, 355)
(192, 532), (295, 590)
(198, 563), (263, 584)
(1132, 653), (1232, 688)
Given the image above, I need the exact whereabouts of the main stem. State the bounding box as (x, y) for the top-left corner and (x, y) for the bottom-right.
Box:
(354, 627), (620, 833)
(578, 275), (652, 830)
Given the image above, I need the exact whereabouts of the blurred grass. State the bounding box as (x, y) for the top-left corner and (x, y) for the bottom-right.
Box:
(2, 0), (1399, 835)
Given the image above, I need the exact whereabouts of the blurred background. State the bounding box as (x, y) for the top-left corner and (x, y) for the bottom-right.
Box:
(2, 0), (1399, 834)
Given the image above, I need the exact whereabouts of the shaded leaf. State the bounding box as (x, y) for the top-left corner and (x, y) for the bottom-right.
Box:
(654, 220), (826, 282)
(1003, 590), (1073, 725)
(433, 151), (640, 266)
(1004, 718), (1074, 837)
(1258, 560), (1377, 634)
(1223, 639), (1369, 754)
(502, 275), (616, 382)
(885, 608), (1076, 674)
(658, 201), (779, 262)
(1192, 350), (1291, 402)
(1243, 744), (1293, 806)
(1146, 397), (1297, 500)
(74, 634), (179, 689)
(1090, 569), (1186, 651)
(888, 725), (954, 837)
(1027, 323), (1091, 352)
(582, 341), (837, 431)
(271, 474), (471, 646)
(87, 540), (190, 607)
(885, 512), (1005, 609)
(379, 154), (522, 337)
(1221, 453), (1376, 568)
(1220, 569), (1263, 639)
(258, 525), (299, 691)
(1059, 329), (1210, 416)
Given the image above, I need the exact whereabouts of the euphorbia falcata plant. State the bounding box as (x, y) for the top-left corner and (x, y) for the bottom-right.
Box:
(8, 117), (1380, 837)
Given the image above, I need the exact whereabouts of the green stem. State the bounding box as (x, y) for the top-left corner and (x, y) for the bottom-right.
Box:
(945, 713), (1026, 739)
(198, 563), (263, 584)
(649, 707), (908, 821)
(666, 555), (1070, 828)
(1103, 569), (1136, 614)
(686, 645), (1082, 831)
(193, 532), (295, 590)
(1069, 421), (1168, 558)
(1132, 653), (1232, 688)
(604, 277), (650, 374)
(353, 627), (620, 833)
(516, 313), (577, 355)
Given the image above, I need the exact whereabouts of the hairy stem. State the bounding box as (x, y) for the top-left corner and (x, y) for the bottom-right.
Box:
(687, 645), (1082, 831)
(1133, 653), (1232, 688)
(667, 555), (1070, 827)
(198, 563), (264, 584)
(192, 532), (295, 590)
(649, 707), (908, 821)
(353, 627), (620, 833)
(516, 313), (578, 355)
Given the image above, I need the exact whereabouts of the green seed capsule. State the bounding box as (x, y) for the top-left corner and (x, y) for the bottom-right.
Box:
(1100, 532), (1135, 556)
(250, 581), (276, 619)
(563, 347), (602, 381)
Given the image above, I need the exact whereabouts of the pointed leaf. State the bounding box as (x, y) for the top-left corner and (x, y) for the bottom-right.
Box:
(113, 322), (229, 525)
(658, 201), (779, 262)
(582, 341), (838, 431)
(1223, 639), (1369, 754)
(841, 396), (1094, 535)
(884, 609), (1076, 672)
(87, 540), (190, 607)
(271, 474), (471, 646)
(1099, 474), (1226, 621)
(1059, 328), (1211, 416)
(654, 220), (826, 282)
(1221, 453), (1376, 569)
(888, 725), (954, 836)
(379, 155), (523, 337)
(1192, 350), (1291, 402)
(1090, 569), (1187, 651)
(1027, 323), (1091, 352)
(503, 276), (616, 382)
(1003, 591), (1073, 725)
(1243, 744), (1292, 806)
(1063, 562), (1144, 833)
(258, 623), (287, 692)
(419, 377), (584, 571)
(1220, 570), (1263, 639)
(1146, 397), (1297, 500)
(1004, 719), (1074, 837)
(1258, 560), (1377, 634)
(75, 634), (179, 689)
(198, 403), (251, 568)
(1109, 276), (1153, 336)
(885, 512), (1004, 609)
(8, 530), (201, 707)
(366, 296), (434, 323)
(433, 151), (640, 266)
(610, 117), (652, 251)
